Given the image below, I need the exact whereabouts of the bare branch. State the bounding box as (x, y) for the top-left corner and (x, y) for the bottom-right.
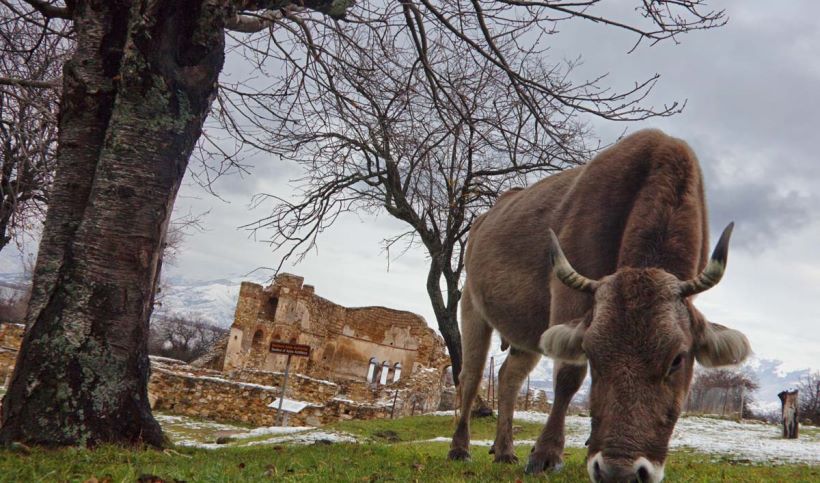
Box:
(0, 75), (60, 89)
(19, 0), (71, 19)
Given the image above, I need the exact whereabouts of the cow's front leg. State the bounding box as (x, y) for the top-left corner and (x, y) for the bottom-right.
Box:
(526, 362), (587, 474)
(492, 347), (540, 464)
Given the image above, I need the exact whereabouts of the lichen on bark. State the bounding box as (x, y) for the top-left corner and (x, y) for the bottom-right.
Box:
(0, 0), (226, 448)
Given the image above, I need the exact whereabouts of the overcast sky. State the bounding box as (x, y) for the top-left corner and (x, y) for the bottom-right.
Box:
(167, 0), (819, 372)
(2, 1), (817, 373)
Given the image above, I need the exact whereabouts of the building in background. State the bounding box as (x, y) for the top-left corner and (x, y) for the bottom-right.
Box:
(223, 273), (447, 385)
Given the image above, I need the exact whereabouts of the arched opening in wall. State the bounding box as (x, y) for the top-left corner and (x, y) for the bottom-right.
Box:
(366, 357), (378, 383)
(264, 296), (279, 319)
(252, 329), (265, 349)
(392, 362), (402, 383)
(379, 361), (390, 385)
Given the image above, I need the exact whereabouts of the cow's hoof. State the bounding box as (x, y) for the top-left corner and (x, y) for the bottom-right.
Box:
(493, 452), (519, 464)
(525, 451), (563, 475)
(448, 448), (471, 461)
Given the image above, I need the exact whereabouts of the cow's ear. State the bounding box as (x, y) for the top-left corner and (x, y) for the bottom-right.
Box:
(539, 318), (588, 365)
(690, 307), (751, 367)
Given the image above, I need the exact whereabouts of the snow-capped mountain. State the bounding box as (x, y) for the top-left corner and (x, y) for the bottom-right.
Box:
(153, 275), (261, 328)
(743, 357), (811, 414)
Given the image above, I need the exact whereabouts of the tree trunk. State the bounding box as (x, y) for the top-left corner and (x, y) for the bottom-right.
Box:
(425, 259), (463, 386)
(0, 0), (225, 447)
(778, 390), (799, 439)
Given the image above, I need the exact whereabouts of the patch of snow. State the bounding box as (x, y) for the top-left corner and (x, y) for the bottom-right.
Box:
(149, 355), (189, 366)
(429, 411), (820, 465)
(153, 367), (281, 392)
(267, 397), (315, 413)
(175, 429), (358, 450)
(244, 430), (358, 447)
(670, 416), (819, 465)
(233, 425), (314, 439)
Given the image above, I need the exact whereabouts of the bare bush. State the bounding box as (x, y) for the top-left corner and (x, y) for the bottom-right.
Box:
(0, 288), (28, 323)
(687, 368), (759, 418)
(796, 371), (820, 425)
(0, 3), (69, 253)
(148, 315), (227, 363)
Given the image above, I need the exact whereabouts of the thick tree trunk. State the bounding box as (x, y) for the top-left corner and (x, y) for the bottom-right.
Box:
(0, 0), (225, 447)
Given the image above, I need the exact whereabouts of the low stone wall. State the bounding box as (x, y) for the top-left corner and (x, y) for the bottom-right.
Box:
(148, 360), (405, 427)
(150, 365), (330, 427)
(1, 322), (545, 428)
(226, 368), (340, 404)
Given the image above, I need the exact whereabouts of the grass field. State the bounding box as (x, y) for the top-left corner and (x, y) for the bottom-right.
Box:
(0, 413), (818, 482)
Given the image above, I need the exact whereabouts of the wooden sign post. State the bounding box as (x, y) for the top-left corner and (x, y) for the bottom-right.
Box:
(269, 341), (311, 426)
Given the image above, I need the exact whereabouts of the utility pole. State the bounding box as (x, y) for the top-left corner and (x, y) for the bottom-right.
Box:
(525, 375), (530, 410)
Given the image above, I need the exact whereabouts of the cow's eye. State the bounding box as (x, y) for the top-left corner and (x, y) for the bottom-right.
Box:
(667, 353), (685, 377)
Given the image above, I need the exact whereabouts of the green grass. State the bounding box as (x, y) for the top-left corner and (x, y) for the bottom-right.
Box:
(0, 414), (817, 482)
(0, 441), (817, 482)
(329, 414), (550, 442)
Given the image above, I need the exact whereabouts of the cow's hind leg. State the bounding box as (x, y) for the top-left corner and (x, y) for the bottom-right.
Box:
(525, 361), (587, 474)
(448, 293), (492, 461)
(491, 347), (540, 464)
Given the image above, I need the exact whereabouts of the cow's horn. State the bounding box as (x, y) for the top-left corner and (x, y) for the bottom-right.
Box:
(680, 222), (734, 297)
(548, 229), (599, 293)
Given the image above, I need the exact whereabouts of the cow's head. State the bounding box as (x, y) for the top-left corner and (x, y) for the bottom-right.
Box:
(539, 223), (750, 483)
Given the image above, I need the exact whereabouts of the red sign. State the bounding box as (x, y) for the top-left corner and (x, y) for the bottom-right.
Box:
(269, 341), (311, 357)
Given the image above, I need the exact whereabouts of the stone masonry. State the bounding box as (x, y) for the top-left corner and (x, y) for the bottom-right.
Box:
(223, 274), (449, 384)
(0, 272), (553, 428)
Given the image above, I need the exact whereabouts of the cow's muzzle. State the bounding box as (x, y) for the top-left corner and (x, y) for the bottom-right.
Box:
(587, 452), (665, 483)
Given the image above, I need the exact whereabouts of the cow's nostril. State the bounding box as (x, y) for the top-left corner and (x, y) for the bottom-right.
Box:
(593, 460), (602, 480)
(637, 465), (650, 482)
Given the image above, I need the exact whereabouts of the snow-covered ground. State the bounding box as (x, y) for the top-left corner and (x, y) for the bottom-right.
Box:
(157, 411), (818, 464)
(156, 413), (357, 449)
(431, 411), (820, 465)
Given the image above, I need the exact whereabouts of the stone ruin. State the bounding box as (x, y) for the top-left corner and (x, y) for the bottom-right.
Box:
(148, 273), (454, 426)
(1, 273), (552, 427)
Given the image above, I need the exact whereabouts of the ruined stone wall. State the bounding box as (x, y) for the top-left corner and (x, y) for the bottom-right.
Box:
(149, 359), (412, 427)
(149, 365), (327, 427)
(0, 323), (24, 385)
(223, 274), (449, 388)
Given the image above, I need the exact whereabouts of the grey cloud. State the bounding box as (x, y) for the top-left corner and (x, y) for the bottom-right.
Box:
(704, 175), (815, 251)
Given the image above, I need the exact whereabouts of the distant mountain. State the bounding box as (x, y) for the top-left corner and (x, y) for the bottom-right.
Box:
(743, 357), (811, 414)
(153, 276), (259, 328)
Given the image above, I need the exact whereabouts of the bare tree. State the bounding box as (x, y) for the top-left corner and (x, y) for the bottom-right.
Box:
(148, 315), (227, 363)
(152, 209), (209, 313)
(0, 4), (68, 252)
(687, 368), (758, 417)
(796, 371), (820, 425)
(1, 0), (724, 448)
(230, 1), (725, 384)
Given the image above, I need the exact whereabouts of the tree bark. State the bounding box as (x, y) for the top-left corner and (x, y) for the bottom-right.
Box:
(426, 255), (463, 386)
(0, 0), (226, 447)
(778, 390), (799, 439)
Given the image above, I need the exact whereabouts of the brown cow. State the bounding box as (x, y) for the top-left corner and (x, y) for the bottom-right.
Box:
(448, 130), (750, 482)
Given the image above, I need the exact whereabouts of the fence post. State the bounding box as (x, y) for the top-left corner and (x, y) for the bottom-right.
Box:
(391, 389), (399, 419)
